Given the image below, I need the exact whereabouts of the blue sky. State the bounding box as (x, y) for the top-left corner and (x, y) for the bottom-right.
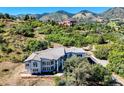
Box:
(0, 7), (111, 15)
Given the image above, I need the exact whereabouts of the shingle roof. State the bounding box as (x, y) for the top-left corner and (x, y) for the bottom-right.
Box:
(24, 53), (37, 62)
(24, 47), (85, 62)
(35, 47), (65, 60)
(24, 47), (65, 61)
(65, 47), (85, 53)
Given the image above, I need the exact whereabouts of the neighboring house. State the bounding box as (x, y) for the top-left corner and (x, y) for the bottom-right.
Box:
(24, 47), (86, 75)
(58, 18), (76, 26)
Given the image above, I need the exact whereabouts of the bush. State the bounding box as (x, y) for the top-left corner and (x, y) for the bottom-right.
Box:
(57, 80), (66, 86)
(14, 23), (34, 37)
(97, 35), (106, 44)
(54, 76), (66, 86)
(26, 40), (49, 52)
(0, 28), (4, 33)
(91, 65), (113, 85)
(0, 22), (5, 27)
(107, 45), (124, 77)
(54, 76), (61, 85)
(31, 21), (43, 28)
(0, 43), (13, 53)
(0, 35), (5, 43)
(94, 44), (112, 60)
(64, 57), (113, 86)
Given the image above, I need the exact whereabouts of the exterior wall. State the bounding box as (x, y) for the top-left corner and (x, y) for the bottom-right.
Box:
(30, 60), (41, 74)
(25, 60), (41, 74)
(41, 58), (55, 73)
(25, 61), (31, 73)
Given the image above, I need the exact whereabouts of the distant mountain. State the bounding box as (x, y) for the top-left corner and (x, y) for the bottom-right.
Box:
(29, 13), (48, 19)
(102, 7), (124, 19)
(39, 10), (73, 22)
(13, 8), (124, 22)
(56, 10), (74, 17)
(72, 10), (103, 22)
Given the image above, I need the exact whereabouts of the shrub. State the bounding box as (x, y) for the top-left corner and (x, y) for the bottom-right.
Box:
(31, 21), (43, 28)
(64, 57), (113, 86)
(0, 28), (4, 33)
(94, 44), (112, 60)
(0, 35), (5, 43)
(91, 65), (113, 85)
(14, 23), (34, 37)
(107, 45), (124, 77)
(0, 22), (5, 27)
(26, 40), (49, 52)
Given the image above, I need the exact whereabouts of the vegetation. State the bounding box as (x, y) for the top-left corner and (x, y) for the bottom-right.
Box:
(107, 44), (124, 77)
(55, 57), (114, 86)
(54, 76), (66, 86)
(25, 40), (49, 52)
(14, 23), (34, 37)
(94, 44), (112, 60)
(0, 14), (124, 80)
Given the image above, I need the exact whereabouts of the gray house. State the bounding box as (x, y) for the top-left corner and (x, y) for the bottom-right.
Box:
(24, 47), (86, 74)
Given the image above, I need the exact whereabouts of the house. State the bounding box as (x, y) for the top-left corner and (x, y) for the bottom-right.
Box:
(24, 47), (86, 75)
(58, 18), (76, 26)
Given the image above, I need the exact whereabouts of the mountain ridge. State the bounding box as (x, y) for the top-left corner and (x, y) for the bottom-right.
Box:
(6, 7), (124, 22)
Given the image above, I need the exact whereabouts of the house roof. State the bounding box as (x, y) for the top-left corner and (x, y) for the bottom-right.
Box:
(24, 53), (37, 62)
(65, 47), (85, 53)
(24, 47), (85, 62)
(35, 47), (65, 60)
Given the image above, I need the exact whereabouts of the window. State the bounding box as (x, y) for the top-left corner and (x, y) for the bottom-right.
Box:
(47, 67), (51, 71)
(43, 67), (47, 71)
(77, 54), (82, 57)
(42, 62), (45, 65)
(46, 67), (48, 71)
(51, 66), (54, 70)
(42, 67), (45, 70)
(26, 64), (29, 67)
(47, 62), (50, 65)
(42, 62), (46, 65)
(47, 62), (49, 65)
(33, 69), (38, 72)
(42, 67), (44, 70)
(33, 62), (38, 67)
(51, 61), (54, 64)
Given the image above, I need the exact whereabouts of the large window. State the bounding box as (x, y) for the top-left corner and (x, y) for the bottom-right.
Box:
(51, 66), (54, 70)
(42, 62), (45, 65)
(33, 69), (38, 72)
(43, 67), (45, 70)
(26, 63), (29, 67)
(42, 67), (51, 71)
(77, 54), (82, 57)
(51, 60), (54, 64)
(33, 62), (38, 67)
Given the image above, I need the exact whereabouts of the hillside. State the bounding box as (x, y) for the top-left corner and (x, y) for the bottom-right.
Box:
(39, 10), (73, 22)
(72, 10), (102, 22)
(102, 7), (124, 19)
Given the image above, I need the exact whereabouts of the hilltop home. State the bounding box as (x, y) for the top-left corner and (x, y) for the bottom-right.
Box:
(58, 18), (76, 26)
(24, 47), (86, 75)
